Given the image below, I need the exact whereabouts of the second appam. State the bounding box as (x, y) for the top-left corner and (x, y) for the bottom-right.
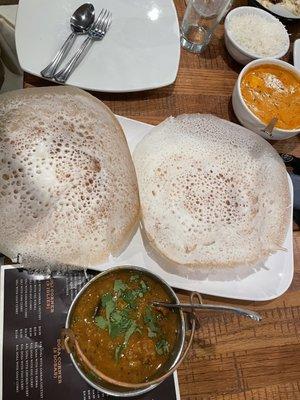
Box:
(133, 114), (290, 270)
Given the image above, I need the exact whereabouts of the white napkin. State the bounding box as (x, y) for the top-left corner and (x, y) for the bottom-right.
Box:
(0, 5), (23, 93)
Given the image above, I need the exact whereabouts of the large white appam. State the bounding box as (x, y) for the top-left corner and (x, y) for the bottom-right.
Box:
(0, 86), (139, 268)
(133, 114), (290, 269)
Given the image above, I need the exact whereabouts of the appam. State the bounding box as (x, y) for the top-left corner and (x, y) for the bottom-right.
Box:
(0, 86), (139, 268)
(133, 114), (290, 269)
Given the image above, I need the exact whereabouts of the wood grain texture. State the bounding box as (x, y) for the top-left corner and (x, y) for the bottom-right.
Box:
(5, 0), (300, 398)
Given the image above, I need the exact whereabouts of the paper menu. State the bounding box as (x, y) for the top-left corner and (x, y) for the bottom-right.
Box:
(0, 266), (180, 400)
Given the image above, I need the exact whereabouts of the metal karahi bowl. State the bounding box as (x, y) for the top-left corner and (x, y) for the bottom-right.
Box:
(63, 266), (192, 398)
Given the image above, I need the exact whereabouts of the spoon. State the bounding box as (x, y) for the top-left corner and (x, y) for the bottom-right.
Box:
(41, 3), (95, 79)
(153, 301), (262, 322)
(261, 117), (278, 137)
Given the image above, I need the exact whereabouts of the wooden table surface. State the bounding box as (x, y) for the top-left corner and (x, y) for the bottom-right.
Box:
(5, 0), (300, 398)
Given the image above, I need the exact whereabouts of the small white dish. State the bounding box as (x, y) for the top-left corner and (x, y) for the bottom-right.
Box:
(87, 115), (294, 302)
(232, 58), (300, 140)
(224, 6), (289, 65)
(15, 0), (180, 92)
(294, 39), (300, 71)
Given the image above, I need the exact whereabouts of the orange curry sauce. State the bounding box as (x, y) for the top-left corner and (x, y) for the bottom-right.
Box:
(241, 64), (300, 130)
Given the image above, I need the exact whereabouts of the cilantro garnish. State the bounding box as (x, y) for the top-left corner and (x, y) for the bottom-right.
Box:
(140, 280), (149, 294)
(121, 280), (149, 308)
(92, 272), (175, 369)
(121, 289), (138, 309)
(114, 321), (140, 362)
(95, 315), (108, 329)
(101, 293), (113, 308)
(110, 309), (131, 338)
(96, 279), (145, 362)
(130, 274), (140, 282)
(113, 279), (127, 294)
(100, 293), (115, 334)
(114, 344), (124, 362)
(144, 307), (160, 338)
(147, 327), (157, 338)
(155, 338), (170, 355)
(124, 320), (140, 344)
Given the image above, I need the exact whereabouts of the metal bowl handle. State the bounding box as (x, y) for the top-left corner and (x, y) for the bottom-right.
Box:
(61, 292), (201, 389)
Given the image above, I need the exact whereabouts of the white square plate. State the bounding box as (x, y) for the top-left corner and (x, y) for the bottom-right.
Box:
(15, 0), (180, 92)
(89, 115), (294, 302)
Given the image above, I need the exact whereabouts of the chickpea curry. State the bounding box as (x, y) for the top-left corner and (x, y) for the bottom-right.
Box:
(70, 270), (180, 384)
(241, 64), (300, 130)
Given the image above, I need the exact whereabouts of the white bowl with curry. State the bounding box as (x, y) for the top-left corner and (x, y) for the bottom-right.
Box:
(232, 58), (300, 140)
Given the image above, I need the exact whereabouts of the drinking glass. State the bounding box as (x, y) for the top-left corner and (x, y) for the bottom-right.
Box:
(181, 0), (232, 53)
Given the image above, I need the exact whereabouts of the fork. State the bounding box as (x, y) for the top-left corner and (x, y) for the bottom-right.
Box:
(54, 9), (112, 84)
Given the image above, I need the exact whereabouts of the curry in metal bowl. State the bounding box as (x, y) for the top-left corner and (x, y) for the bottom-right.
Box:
(64, 266), (185, 396)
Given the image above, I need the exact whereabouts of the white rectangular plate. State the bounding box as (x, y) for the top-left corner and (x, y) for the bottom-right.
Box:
(15, 0), (180, 92)
(89, 115), (294, 302)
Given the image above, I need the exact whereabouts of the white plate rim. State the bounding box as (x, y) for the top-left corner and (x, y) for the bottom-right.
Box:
(89, 114), (295, 301)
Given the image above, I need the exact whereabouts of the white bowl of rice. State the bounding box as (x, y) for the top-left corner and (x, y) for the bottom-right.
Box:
(224, 6), (290, 65)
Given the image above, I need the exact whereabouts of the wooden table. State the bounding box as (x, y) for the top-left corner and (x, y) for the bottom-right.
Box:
(6, 0), (300, 398)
